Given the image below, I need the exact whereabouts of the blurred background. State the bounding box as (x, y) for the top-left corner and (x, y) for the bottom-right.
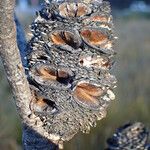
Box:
(0, 0), (150, 149)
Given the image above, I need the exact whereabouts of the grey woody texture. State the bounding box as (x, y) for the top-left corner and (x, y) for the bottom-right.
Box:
(0, 0), (32, 122)
(107, 122), (150, 150)
(27, 0), (116, 146)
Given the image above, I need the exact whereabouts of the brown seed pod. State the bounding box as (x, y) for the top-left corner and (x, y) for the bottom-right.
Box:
(73, 82), (104, 109)
(58, 2), (92, 18)
(83, 13), (112, 30)
(81, 28), (108, 43)
(29, 63), (74, 88)
(37, 66), (57, 81)
(49, 30), (82, 49)
(30, 88), (57, 115)
(83, 12), (112, 26)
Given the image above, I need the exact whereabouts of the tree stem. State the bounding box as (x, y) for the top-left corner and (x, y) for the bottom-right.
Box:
(0, 0), (59, 149)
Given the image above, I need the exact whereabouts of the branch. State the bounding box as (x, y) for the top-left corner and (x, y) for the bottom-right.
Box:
(0, 0), (59, 149)
(0, 0), (32, 123)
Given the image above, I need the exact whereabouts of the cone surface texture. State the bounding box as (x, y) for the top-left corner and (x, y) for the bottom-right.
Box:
(107, 122), (150, 150)
(27, 0), (117, 142)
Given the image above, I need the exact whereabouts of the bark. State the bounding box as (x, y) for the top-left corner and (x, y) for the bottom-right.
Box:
(0, 0), (32, 123)
(0, 0), (59, 149)
(15, 14), (27, 67)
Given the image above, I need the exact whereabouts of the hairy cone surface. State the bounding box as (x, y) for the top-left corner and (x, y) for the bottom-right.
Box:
(107, 122), (150, 150)
(27, 0), (117, 143)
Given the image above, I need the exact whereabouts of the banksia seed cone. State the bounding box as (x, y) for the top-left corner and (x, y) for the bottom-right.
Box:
(27, 0), (117, 144)
(107, 122), (150, 150)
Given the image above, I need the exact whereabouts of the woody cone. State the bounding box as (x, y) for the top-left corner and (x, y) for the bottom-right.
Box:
(27, 0), (117, 146)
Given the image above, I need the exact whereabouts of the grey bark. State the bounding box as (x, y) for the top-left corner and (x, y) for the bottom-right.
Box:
(15, 14), (27, 67)
(0, 0), (59, 149)
(0, 0), (32, 123)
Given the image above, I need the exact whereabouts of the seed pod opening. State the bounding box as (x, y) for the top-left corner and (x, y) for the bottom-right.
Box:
(73, 83), (104, 109)
(50, 30), (81, 49)
(37, 66), (57, 81)
(81, 29), (109, 47)
(35, 65), (74, 85)
(59, 2), (91, 18)
(31, 90), (57, 113)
